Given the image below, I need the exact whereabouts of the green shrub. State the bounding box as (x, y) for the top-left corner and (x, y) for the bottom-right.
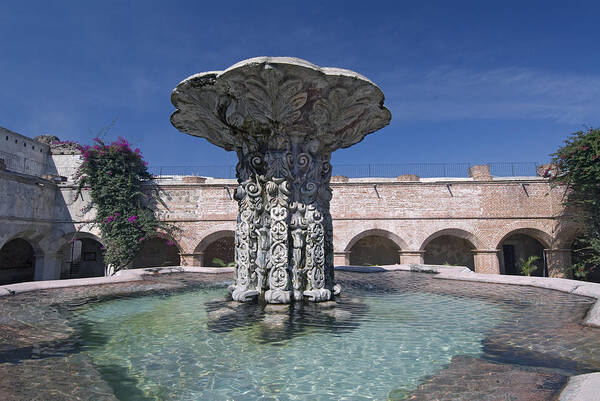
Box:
(551, 127), (600, 280)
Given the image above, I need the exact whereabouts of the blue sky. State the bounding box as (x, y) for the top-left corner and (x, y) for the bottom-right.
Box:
(1, 1), (599, 168)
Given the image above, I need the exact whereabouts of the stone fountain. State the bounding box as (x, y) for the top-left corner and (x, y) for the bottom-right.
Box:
(171, 57), (390, 303)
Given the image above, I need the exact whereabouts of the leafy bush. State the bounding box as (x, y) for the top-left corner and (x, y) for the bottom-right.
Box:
(74, 137), (177, 273)
(211, 257), (235, 267)
(517, 255), (540, 276)
(551, 127), (600, 280)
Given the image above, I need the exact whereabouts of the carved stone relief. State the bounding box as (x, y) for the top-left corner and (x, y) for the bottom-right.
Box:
(171, 57), (391, 303)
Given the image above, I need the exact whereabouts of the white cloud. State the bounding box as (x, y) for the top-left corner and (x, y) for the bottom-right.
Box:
(383, 67), (600, 124)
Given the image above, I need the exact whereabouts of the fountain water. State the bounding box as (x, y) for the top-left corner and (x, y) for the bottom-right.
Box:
(171, 57), (391, 303)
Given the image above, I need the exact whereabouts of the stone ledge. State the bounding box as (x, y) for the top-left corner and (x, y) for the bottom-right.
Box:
(432, 270), (600, 328)
(2, 264), (599, 327)
(558, 372), (600, 401)
(0, 266), (234, 297)
(334, 264), (473, 274)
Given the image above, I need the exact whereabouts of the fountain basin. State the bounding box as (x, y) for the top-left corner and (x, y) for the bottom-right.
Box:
(1, 268), (600, 400)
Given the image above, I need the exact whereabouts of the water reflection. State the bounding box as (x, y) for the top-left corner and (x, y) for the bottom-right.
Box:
(204, 296), (369, 344)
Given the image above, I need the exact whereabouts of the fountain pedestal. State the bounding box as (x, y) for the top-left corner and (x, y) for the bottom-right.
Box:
(171, 57), (390, 303)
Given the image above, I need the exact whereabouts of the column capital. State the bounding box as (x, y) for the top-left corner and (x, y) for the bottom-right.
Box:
(179, 252), (204, 256)
(472, 249), (500, 254)
(544, 248), (572, 253)
(399, 250), (425, 256)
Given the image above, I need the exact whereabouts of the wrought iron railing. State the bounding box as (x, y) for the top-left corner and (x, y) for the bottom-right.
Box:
(149, 162), (541, 179)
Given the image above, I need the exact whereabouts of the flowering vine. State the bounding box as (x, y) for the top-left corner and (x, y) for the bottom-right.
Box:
(74, 137), (178, 273)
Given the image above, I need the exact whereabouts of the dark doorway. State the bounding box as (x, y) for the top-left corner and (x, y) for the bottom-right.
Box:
(424, 235), (475, 270)
(0, 238), (35, 285)
(204, 236), (235, 267)
(132, 238), (180, 268)
(60, 238), (105, 279)
(503, 245), (516, 275)
(349, 235), (400, 266)
(500, 234), (545, 276)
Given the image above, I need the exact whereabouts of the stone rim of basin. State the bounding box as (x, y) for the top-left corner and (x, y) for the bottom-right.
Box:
(170, 56), (391, 152)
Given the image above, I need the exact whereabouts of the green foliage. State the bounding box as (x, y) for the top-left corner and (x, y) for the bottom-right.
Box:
(551, 127), (600, 280)
(517, 255), (540, 276)
(74, 137), (177, 272)
(210, 257), (235, 267)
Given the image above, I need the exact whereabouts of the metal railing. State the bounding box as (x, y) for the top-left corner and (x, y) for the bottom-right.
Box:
(149, 162), (541, 179)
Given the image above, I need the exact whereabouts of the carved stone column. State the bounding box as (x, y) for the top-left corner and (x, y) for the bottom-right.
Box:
(171, 57), (390, 303)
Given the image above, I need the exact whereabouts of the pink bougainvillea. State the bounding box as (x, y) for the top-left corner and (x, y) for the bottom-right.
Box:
(74, 135), (179, 271)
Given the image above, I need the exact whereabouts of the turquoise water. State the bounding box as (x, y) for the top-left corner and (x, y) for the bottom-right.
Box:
(75, 283), (509, 400)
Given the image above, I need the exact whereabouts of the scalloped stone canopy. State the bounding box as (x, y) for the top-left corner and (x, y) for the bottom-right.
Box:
(170, 57), (391, 153)
(170, 58), (391, 304)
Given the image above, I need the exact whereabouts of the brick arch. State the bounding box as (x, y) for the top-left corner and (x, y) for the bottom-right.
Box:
(493, 223), (554, 249)
(194, 230), (236, 253)
(343, 229), (408, 252)
(419, 228), (485, 251)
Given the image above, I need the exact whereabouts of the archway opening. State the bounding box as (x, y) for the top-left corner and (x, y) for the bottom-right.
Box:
(348, 235), (400, 266)
(132, 238), (180, 268)
(0, 238), (35, 285)
(59, 237), (105, 279)
(499, 234), (546, 276)
(423, 235), (475, 270)
(203, 235), (235, 267)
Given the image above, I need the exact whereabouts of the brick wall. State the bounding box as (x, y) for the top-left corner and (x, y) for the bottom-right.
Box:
(146, 175), (577, 276)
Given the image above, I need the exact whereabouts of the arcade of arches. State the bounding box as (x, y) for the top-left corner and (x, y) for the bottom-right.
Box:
(339, 228), (569, 278)
(0, 227), (575, 285)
